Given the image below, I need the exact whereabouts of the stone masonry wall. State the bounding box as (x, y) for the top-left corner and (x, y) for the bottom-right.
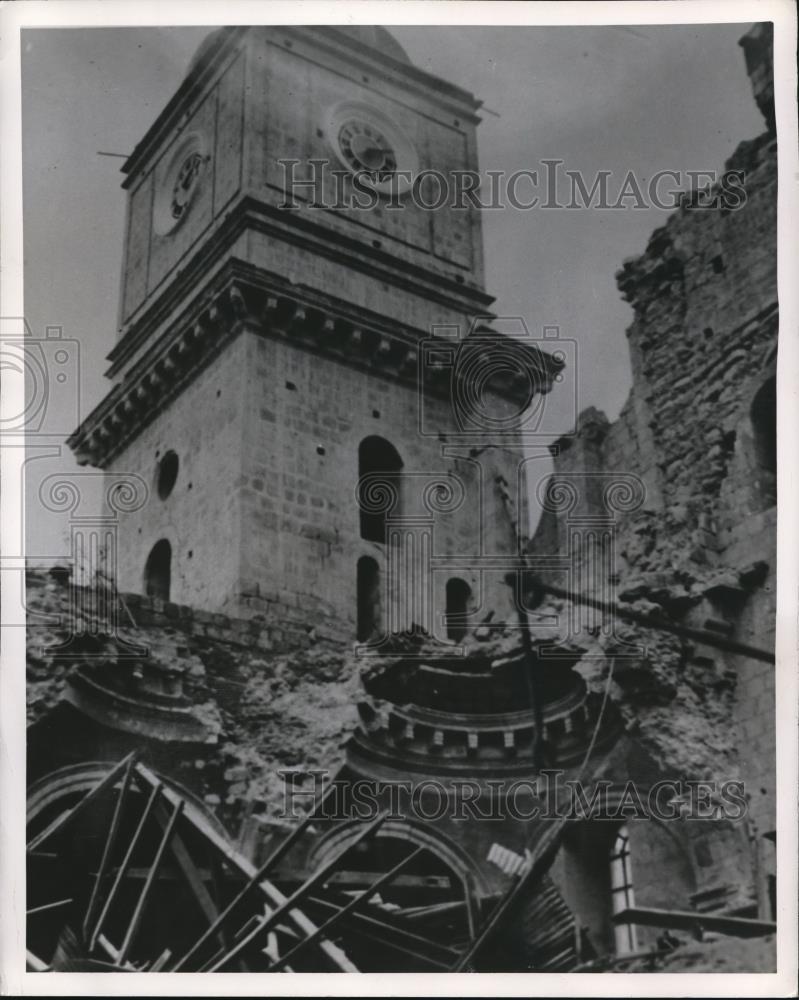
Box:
(530, 33), (777, 870)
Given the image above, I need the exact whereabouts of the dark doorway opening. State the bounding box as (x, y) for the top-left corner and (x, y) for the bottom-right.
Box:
(144, 539), (172, 601)
(358, 436), (403, 544)
(445, 577), (472, 641)
(357, 556), (381, 642)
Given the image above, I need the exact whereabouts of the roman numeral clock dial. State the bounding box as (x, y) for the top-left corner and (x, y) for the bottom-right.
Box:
(324, 102), (418, 196)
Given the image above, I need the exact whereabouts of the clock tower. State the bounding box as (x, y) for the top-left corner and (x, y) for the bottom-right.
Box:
(68, 26), (561, 639)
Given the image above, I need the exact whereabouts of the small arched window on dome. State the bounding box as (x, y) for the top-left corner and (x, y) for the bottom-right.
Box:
(144, 539), (172, 602)
(751, 375), (776, 506)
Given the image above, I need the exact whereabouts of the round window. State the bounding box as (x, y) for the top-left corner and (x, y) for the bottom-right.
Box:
(153, 133), (208, 236)
(156, 450), (179, 500)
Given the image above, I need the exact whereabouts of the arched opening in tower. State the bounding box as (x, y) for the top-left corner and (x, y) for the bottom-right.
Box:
(445, 577), (472, 641)
(357, 555), (381, 641)
(143, 539), (172, 601)
(358, 436), (403, 544)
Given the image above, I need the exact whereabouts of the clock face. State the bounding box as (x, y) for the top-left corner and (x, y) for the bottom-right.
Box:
(324, 102), (418, 195)
(153, 132), (208, 237)
(337, 119), (398, 186)
(170, 151), (205, 223)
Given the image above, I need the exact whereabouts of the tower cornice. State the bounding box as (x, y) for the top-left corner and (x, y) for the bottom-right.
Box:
(112, 195), (495, 378)
(67, 259), (563, 470)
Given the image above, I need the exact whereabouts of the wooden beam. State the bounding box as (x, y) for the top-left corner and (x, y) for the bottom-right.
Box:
(150, 949), (172, 971)
(324, 870), (451, 890)
(134, 762), (357, 973)
(89, 780), (162, 953)
(397, 899), (471, 921)
(116, 797), (184, 966)
(451, 812), (569, 970)
(304, 897), (458, 969)
(25, 950), (50, 972)
(531, 578), (775, 664)
(269, 847), (426, 971)
(612, 906), (777, 939)
(306, 895), (461, 963)
(204, 812), (388, 972)
(27, 752), (137, 852)
(170, 773), (341, 972)
(83, 754), (135, 939)
(26, 898), (73, 917)
(462, 873), (479, 941)
(154, 802), (219, 925)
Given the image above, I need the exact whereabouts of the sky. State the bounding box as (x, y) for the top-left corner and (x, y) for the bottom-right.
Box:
(20, 21), (764, 556)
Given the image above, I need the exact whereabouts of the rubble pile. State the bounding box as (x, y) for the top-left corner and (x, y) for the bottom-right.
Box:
(26, 565), (749, 823)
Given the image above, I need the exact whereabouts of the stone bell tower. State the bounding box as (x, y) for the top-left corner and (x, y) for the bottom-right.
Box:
(68, 26), (561, 639)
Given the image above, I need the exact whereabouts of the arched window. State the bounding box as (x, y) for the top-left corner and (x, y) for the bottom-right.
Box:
(144, 539), (171, 601)
(357, 556), (381, 642)
(609, 825), (637, 956)
(445, 577), (472, 641)
(358, 436), (403, 544)
(751, 375), (776, 505)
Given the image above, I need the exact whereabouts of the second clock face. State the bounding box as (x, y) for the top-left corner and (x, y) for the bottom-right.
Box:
(324, 101), (418, 195)
(153, 132), (209, 237)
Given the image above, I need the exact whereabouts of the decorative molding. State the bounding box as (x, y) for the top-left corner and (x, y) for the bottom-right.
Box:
(113, 195), (494, 375)
(69, 263), (563, 469)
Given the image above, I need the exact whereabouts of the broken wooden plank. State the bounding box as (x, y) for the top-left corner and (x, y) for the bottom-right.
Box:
(203, 811), (388, 972)
(26, 898), (73, 917)
(462, 873), (479, 941)
(149, 948), (172, 971)
(89, 780), (162, 953)
(134, 763), (357, 972)
(451, 811), (570, 970)
(269, 846), (426, 971)
(25, 949), (50, 972)
(169, 769), (341, 972)
(305, 894), (461, 963)
(304, 897), (458, 969)
(27, 752), (137, 852)
(612, 906), (777, 939)
(83, 753), (135, 938)
(116, 797), (183, 966)
(319, 870), (451, 890)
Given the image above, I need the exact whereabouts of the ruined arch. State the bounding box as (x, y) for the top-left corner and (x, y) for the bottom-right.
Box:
(307, 817), (491, 899)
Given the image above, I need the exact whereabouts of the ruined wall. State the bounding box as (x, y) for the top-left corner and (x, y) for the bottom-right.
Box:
(27, 567), (755, 926)
(530, 26), (777, 892)
(26, 567), (361, 830)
